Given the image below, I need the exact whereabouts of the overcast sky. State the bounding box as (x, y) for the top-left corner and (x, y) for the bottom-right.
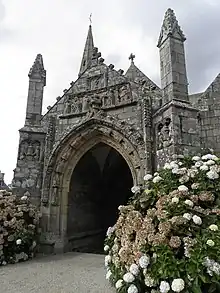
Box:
(0, 0), (220, 183)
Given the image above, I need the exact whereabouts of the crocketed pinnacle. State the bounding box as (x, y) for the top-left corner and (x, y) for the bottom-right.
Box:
(157, 8), (186, 47)
(79, 25), (95, 76)
(28, 54), (46, 85)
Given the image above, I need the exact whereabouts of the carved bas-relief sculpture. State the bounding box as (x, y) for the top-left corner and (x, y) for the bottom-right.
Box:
(12, 9), (218, 254)
(19, 140), (41, 161)
(157, 118), (173, 150)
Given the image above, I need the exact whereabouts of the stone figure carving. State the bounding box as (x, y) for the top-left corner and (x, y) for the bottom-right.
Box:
(157, 118), (173, 149)
(82, 96), (90, 112)
(64, 96), (72, 114)
(33, 145), (41, 161)
(118, 84), (129, 103)
(19, 140), (29, 160)
(51, 172), (60, 205)
(55, 158), (66, 174)
(19, 140), (41, 161)
(108, 89), (115, 106)
(86, 95), (103, 118)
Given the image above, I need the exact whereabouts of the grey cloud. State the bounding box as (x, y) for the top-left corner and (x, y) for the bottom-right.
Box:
(0, 0), (5, 20)
(115, 0), (220, 93)
(105, 54), (121, 66)
(0, 1), (15, 42)
(184, 6), (220, 92)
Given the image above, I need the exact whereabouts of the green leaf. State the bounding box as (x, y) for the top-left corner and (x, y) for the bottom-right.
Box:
(192, 284), (202, 293)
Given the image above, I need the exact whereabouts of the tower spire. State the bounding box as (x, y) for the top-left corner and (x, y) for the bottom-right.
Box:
(78, 24), (95, 76)
(25, 54), (46, 126)
(157, 8), (188, 103)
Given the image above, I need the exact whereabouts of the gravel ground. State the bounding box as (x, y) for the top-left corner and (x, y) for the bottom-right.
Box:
(0, 252), (114, 293)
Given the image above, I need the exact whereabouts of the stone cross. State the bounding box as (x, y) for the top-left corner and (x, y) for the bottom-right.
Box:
(129, 53), (135, 63)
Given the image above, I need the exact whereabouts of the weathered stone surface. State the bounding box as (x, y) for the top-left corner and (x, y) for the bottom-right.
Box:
(12, 8), (220, 253)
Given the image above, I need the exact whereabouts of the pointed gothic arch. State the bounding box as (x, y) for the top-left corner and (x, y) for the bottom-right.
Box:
(41, 118), (144, 253)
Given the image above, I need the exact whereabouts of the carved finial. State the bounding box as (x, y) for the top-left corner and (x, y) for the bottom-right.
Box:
(89, 13), (92, 25)
(0, 171), (4, 180)
(28, 54), (46, 85)
(129, 53), (135, 63)
(109, 64), (114, 70)
(157, 8), (186, 47)
(118, 69), (124, 75)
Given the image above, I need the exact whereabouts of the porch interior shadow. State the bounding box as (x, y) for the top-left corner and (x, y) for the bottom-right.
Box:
(67, 142), (133, 253)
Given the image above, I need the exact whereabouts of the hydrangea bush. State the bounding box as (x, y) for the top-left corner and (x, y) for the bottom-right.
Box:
(104, 153), (220, 293)
(0, 190), (41, 266)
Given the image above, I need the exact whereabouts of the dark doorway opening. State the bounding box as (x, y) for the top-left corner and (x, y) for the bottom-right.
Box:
(67, 142), (133, 253)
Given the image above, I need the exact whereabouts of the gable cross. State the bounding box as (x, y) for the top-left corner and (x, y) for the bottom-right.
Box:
(129, 53), (135, 63)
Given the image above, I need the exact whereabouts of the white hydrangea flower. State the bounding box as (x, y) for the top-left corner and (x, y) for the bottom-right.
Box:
(159, 281), (170, 293)
(129, 264), (139, 276)
(178, 185), (188, 192)
(172, 197), (179, 204)
(206, 239), (215, 247)
(203, 257), (220, 276)
(106, 270), (112, 280)
(184, 199), (194, 207)
(179, 175), (189, 184)
(200, 164), (209, 171)
(192, 156), (201, 161)
(178, 162), (183, 166)
(209, 224), (218, 231)
(153, 176), (163, 183)
(172, 167), (187, 176)
(154, 172), (159, 177)
(183, 213), (192, 220)
(144, 274), (155, 287)
(115, 279), (123, 289)
(106, 227), (114, 237)
(195, 161), (203, 168)
(104, 245), (110, 252)
(123, 272), (135, 283)
(21, 195), (28, 201)
(171, 278), (185, 292)
(205, 160), (215, 166)
(164, 163), (172, 170)
(202, 154), (217, 160)
(192, 215), (202, 225)
(170, 161), (179, 169)
(139, 255), (150, 268)
(144, 174), (153, 181)
(127, 284), (138, 293)
(172, 168), (179, 174)
(131, 186), (140, 193)
(16, 239), (22, 245)
(105, 255), (111, 267)
(191, 183), (200, 189)
(207, 170), (219, 180)
(177, 154), (184, 159)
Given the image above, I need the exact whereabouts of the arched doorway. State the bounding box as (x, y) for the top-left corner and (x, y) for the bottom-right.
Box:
(67, 142), (133, 253)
